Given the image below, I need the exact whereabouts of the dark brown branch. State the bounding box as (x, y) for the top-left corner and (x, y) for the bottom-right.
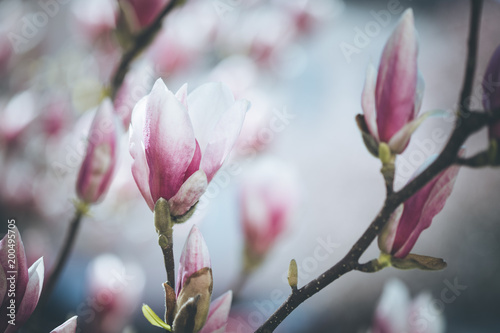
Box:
(110, 0), (182, 98)
(459, 0), (483, 113)
(255, 2), (485, 332)
(38, 209), (84, 309)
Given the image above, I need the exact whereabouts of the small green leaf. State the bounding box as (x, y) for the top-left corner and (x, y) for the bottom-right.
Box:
(142, 304), (172, 331)
(391, 253), (447, 271)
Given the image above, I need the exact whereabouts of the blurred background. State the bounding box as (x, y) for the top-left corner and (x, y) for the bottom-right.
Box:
(1, 0), (500, 332)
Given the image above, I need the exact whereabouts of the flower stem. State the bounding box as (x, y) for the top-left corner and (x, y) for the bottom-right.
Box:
(38, 204), (86, 310)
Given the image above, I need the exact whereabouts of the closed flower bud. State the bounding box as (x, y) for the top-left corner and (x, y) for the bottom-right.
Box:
(76, 98), (120, 204)
(361, 9), (425, 154)
(378, 154), (461, 258)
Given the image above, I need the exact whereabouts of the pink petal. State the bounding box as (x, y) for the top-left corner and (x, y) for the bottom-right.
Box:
(122, 0), (167, 28)
(199, 291), (233, 333)
(129, 96), (155, 210)
(6, 257), (44, 332)
(361, 63), (379, 140)
(375, 8), (418, 143)
(76, 99), (120, 204)
(175, 83), (189, 110)
(144, 79), (196, 202)
(408, 293), (445, 333)
(377, 204), (404, 255)
(392, 159), (461, 258)
(50, 316), (78, 333)
(187, 82), (236, 152)
(169, 170), (208, 216)
(184, 140), (202, 182)
(200, 99), (249, 182)
(0, 226), (29, 333)
(176, 225), (211, 296)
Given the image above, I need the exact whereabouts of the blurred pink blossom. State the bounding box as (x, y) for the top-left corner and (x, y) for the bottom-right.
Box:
(86, 254), (145, 333)
(240, 158), (300, 259)
(76, 98), (121, 204)
(371, 279), (444, 333)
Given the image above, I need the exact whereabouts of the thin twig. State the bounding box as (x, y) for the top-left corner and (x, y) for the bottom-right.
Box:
(38, 209), (84, 309)
(255, 1), (484, 331)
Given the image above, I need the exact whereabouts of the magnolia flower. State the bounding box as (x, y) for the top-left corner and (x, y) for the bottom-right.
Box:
(378, 155), (461, 258)
(72, 0), (118, 42)
(482, 44), (500, 140)
(86, 254), (145, 333)
(0, 226), (44, 333)
(51, 316), (78, 333)
(371, 279), (444, 333)
(119, 0), (168, 30)
(240, 158), (299, 267)
(129, 79), (248, 216)
(361, 9), (425, 154)
(0, 91), (38, 144)
(76, 98), (121, 204)
(143, 226), (233, 333)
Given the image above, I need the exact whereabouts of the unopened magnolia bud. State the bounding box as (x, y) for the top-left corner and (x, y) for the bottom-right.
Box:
(154, 198), (172, 236)
(378, 142), (392, 164)
(288, 259), (298, 289)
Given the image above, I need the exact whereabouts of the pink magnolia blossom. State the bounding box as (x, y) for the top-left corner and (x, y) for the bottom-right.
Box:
(199, 291), (233, 333)
(378, 155), (461, 258)
(71, 0), (118, 42)
(86, 254), (145, 333)
(0, 91), (38, 144)
(0, 227), (44, 333)
(143, 226), (232, 333)
(129, 79), (248, 216)
(371, 279), (444, 333)
(361, 9), (424, 154)
(51, 316), (78, 333)
(119, 0), (168, 30)
(240, 158), (299, 258)
(482, 44), (500, 139)
(76, 98), (121, 204)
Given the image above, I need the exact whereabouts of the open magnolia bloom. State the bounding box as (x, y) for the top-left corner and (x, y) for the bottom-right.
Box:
(129, 79), (249, 216)
(142, 226), (233, 333)
(0, 227), (44, 333)
(378, 154), (461, 258)
(370, 279), (444, 333)
(360, 8), (428, 155)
